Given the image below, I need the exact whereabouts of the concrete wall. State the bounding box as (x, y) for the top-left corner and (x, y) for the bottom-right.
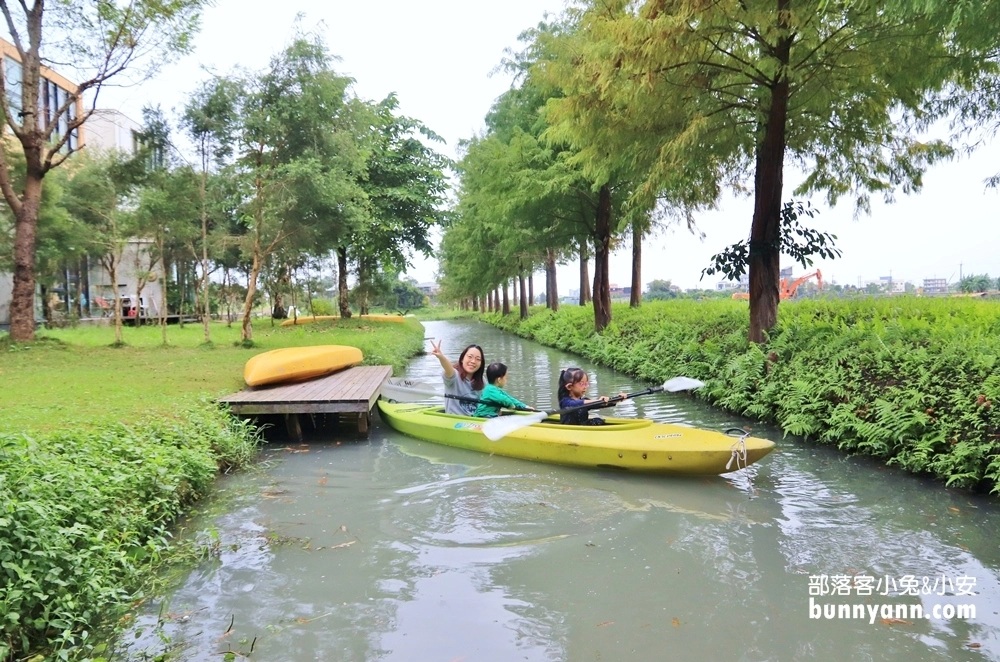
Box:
(0, 272), (11, 328)
(82, 109), (140, 153)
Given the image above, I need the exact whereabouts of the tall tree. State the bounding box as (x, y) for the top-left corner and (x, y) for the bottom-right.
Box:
(0, 0), (208, 341)
(505, 19), (651, 331)
(229, 35), (367, 342)
(182, 77), (241, 343)
(349, 95), (449, 312)
(543, 0), (996, 341)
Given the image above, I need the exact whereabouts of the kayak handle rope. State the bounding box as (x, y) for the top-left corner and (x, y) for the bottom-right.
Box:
(724, 428), (751, 472)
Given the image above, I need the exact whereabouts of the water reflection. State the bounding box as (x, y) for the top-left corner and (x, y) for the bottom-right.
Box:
(114, 319), (1000, 661)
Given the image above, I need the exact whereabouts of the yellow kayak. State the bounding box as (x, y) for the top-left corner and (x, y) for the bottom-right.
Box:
(377, 401), (775, 475)
(280, 314), (407, 326)
(244, 345), (363, 387)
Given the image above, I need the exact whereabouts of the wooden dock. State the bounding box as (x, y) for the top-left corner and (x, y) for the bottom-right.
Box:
(218, 365), (392, 440)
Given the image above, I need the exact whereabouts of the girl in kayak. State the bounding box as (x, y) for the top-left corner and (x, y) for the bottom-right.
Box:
(473, 362), (535, 418)
(431, 340), (485, 415)
(557, 368), (625, 425)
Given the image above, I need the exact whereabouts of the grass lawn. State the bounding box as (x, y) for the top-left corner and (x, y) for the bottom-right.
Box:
(0, 316), (426, 435)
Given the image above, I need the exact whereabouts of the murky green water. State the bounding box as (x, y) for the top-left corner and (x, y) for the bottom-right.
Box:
(116, 320), (1000, 661)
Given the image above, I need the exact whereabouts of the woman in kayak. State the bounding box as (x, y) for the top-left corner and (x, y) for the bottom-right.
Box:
(430, 340), (486, 415)
(557, 368), (625, 425)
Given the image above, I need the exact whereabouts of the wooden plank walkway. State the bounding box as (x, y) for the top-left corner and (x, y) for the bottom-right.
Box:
(218, 365), (392, 440)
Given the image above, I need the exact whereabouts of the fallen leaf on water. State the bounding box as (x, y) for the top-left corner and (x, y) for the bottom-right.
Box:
(880, 618), (912, 626)
(330, 540), (356, 550)
(672, 618), (681, 627)
(596, 621), (614, 628)
(318, 476), (328, 485)
(949, 507), (961, 513)
(967, 642), (982, 649)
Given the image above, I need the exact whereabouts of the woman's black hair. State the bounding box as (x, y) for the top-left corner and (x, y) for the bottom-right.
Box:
(558, 367), (587, 400)
(456, 344), (486, 390)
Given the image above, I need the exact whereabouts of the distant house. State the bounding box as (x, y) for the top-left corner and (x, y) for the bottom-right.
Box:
(416, 281), (439, 296)
(879, 276), (906, 294)
(78, 110), (165, 318)
(922, 278), (949, 294)
(609, 283), (631, 299)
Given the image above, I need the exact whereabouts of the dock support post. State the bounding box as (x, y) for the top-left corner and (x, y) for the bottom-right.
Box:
(285, 414), (303, 442)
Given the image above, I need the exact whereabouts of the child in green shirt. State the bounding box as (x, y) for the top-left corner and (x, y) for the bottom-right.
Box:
(474, 362), (534, 418)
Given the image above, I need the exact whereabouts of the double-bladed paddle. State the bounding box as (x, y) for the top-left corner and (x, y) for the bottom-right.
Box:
(379, 377), (532, 411)
(481, 376), (705, 442)
(380, 377), (447, 402)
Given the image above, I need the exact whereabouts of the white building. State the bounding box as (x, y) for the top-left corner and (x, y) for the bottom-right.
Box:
(84, 109), (143, 153)
(80, 109), (164, 319)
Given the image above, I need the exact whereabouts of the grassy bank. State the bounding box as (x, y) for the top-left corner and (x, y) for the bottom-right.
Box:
(1, 318), (423, 434)
(482, 298), (1000, 493)
(0, 317), (424, 661)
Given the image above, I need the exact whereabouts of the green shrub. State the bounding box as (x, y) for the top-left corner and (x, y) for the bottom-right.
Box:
(483, 298), (1000, 493)
(0, 403), (261, 661)
(308, 298), (335, 316)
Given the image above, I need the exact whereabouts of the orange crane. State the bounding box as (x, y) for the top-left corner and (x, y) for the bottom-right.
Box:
(731, 269), (823, 300)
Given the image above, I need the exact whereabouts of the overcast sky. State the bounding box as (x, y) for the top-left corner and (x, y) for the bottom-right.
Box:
(100, 0), (1000, 293)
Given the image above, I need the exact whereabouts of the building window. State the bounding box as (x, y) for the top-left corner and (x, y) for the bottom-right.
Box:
(4, 56), (22, 119)
(3, 55), (78, 153)
(132, 128), (164, 169)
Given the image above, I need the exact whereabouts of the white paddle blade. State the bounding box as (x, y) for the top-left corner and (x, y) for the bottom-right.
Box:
(662, 376), (705, 392)
(380, 378), (442, 402)
(482, 411), (548, 441)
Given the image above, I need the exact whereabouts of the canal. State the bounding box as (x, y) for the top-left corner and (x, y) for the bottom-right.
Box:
(116, 319), (1000, 661)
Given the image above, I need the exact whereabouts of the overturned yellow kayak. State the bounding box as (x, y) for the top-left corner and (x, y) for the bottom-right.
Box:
(244, 345), (363, 387)
(280, 314), (407, 326)
(376, 401), (775, 475)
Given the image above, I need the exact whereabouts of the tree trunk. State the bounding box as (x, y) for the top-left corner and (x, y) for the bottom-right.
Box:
(240, 243), (261, 343)
(546, 248), (559, 312)
(528, 273), (534, 305)
(9, 172), (43, 341)
(502, 282), (510, 315)
(177, 262), (187, 328)
(748, 4), (792, 343)
(159, 236), (168, 346)
(108, 261), (123, 345)
(200, 168), (212, 343)
(223, 269), (234, 326)
(337, 246), (351, 318)
(592, 184), (612, 332)
(579, 239), (591, 306)
(82, 254), (92, 317)
(519, 273), (528, 319)
(40, 284), (51, 327)
(356, 257), (368, 315)
(630, 220), (641, 308)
